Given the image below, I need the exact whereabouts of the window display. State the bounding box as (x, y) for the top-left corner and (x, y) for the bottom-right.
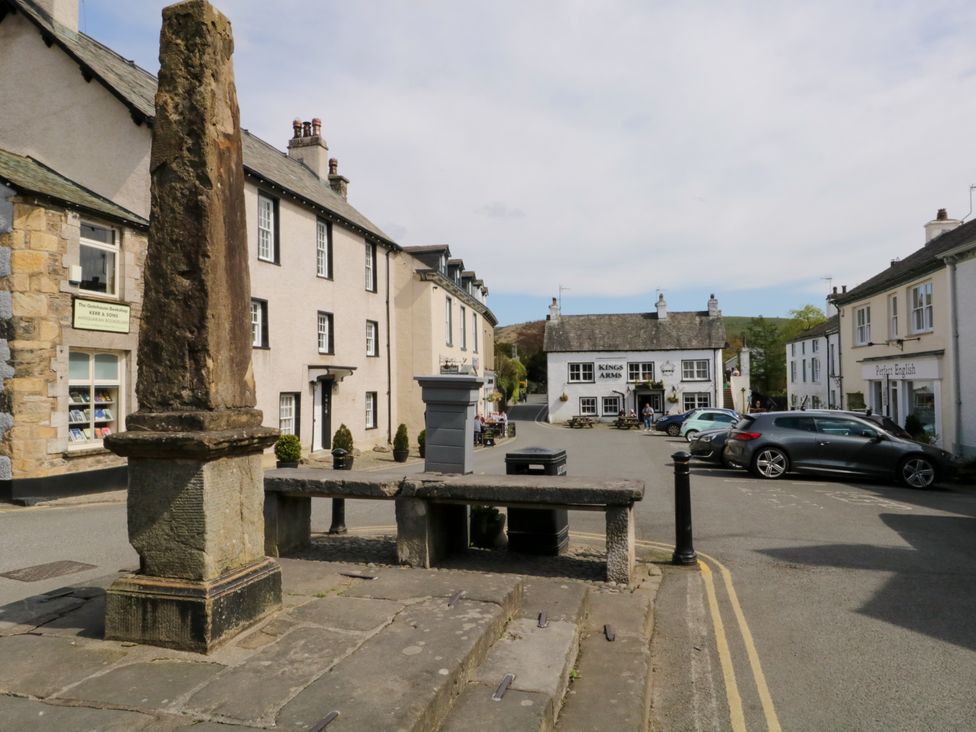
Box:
(68, 351), (122, 446)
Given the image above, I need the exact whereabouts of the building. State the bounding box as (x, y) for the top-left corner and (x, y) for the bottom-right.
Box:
(393, 245), (496, 438)
(785, 315), (839, 410)
(0, 0), (495, 499)
(940, 235), (976, 458)
(830, 209), (976, 452)
(543, 294), (726, 422)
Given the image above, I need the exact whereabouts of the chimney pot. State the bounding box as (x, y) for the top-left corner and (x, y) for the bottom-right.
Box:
(292, 119), (302, 138)
(312, 118), (322, 136)
(842, 285), (847, 293)
(937, 208), (948, 221)
(302, 121), (312, 137)
(329, 158), (338, 175)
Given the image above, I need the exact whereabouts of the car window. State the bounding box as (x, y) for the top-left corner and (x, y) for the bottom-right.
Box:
(714, 414), (736, 423)
(815, 417), (878, 438)
(734, 416), (755, 430)
(773, 416), (817, 432)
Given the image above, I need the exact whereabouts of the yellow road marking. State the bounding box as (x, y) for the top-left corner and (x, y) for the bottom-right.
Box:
(700, 560), (748, 732)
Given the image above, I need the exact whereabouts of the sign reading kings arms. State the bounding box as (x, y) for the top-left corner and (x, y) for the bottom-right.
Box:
(597, 362), (624, 379)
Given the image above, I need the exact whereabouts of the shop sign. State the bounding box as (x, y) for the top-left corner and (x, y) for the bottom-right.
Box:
(861, 357), (940, 381)
(73, 298), (130, 334)
(660, 361), (676, 376)
(597, 362), (624, 380)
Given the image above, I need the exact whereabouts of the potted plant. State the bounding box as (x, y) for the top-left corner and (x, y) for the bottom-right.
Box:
(274, 434), (302, 468)
(667, 385), (679, 404)
(393, 423), (410, 462)
(331, 423), (355, 469)
(470, 505), (506, 549)
(417, 429), (426, 458)
(559, 392), (569, 402)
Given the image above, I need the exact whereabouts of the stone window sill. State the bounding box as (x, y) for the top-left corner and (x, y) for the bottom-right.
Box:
(64, 445), (112, 458)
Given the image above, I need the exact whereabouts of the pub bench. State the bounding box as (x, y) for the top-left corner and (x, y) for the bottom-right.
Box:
(264, 469), (645, 584)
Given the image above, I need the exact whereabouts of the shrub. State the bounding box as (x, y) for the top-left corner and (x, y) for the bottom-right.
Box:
(332, 424), (354, 452)
(418, 429), (426, 450)
(394, 423), (409, 451)
(274, 434), (302, 463)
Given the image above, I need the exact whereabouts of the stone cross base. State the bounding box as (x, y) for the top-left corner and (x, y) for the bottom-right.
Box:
(104, 558), (281, 654)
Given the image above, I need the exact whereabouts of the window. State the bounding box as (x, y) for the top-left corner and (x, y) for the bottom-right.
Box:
(888, 294), (898, 338)
(445, 297), (453, 345)
(682, 392), (710, 410)
(855, 305), (871, 345)
(568, 362), (594, 382)
(366, 320), (378, 356)
(316, 219), (332, 278)
(790, 361), (796, 383)
(627, 362), (654, 382)
(681, 359), (709, 381)
(365, 242), (377, 291)
(802, 360), (807, 382)
(68, 350), (122, 446)
(602, 396), (621, 415)
(812, 358), (821, 382)
(802, 341), (806, 355)
(811, 395), (821, 409)
(815, 417), (878, 439)
(257, 193), (277, 263)
(472, 313), (479, 353)
(579, 397), (597, 416)
(250, 299), (268, 348)
(365, 391), (377, 429)
(317, 311), (333, 353)
(79, 222), (118, 296)
(278, 393), (300, 436)
(460, 305), (467, 349)
(829, 343), (836, 376)
(790, 343), (796, 356)
(812, 339), (819, 353)
(910, 282), (933, 333)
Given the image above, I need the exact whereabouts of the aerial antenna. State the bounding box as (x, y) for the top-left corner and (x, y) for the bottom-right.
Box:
(558, 284), (570, 310)
(960, 184), (976, 223)
(821, 276), (833, 315)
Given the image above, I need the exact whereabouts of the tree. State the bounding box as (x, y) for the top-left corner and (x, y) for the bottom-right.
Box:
(494, 352), (527, 404)
(782, 304), (828, 342)
(745, 316), (786, 396)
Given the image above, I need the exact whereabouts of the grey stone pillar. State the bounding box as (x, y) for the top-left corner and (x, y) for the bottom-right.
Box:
(102, 0), (281, 653)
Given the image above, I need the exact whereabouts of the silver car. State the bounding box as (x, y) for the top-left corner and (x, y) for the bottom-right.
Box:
(723, 412), (956, 488)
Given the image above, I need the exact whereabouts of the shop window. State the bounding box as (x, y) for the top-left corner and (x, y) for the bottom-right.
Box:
(907, 381), (936, 436)
(579, 397), (597, 416)
(68, 351), (122, 446)
(79, 222), (118, 296)
(279, 393), (300, 436)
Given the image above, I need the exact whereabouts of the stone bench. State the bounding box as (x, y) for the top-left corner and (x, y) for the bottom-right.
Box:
(265, 469), (645, 584)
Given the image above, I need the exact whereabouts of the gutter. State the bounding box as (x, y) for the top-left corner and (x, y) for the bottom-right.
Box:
(385, 248), (393, 445)
(947, 256), (962, 453)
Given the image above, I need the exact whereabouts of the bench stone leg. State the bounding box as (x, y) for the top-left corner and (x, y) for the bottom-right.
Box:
(396, 498), (469, 568)
(264, 493), (311, 557)
(605, 505), (636, 584)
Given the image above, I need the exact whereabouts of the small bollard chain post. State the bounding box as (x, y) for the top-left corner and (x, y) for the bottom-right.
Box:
(329, 449), (348, 534)
(671, 450), (697, 565)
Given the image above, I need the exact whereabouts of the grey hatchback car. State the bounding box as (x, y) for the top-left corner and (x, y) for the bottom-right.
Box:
(723, 411), (955, 488)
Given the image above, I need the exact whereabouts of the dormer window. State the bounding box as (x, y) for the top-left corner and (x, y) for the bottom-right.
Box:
(440, 255), (447, 274)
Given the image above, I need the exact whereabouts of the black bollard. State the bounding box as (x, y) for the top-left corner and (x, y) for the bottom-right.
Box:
(329, 449), (348, 534)
(671, 450), (697, 565)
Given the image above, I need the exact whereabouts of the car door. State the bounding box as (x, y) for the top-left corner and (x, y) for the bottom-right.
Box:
(769, 415), (820, 469)
(810, 417), (895, 477)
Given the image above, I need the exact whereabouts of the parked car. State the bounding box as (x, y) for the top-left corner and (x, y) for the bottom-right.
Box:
(681, 409), (740, 441)
(654, 409), (695, 437)
(799, 409), (912, 440)
(723, 412), (956, 488)
(689, 428), (734, 466)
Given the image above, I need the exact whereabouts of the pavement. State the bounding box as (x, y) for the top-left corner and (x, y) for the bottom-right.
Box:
(0, 510), (667, 731)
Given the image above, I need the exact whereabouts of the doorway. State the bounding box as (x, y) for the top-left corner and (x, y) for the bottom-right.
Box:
(312, 378), (334, 452)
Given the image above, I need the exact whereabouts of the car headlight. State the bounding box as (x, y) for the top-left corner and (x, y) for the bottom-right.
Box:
(698, 434), (713, 443)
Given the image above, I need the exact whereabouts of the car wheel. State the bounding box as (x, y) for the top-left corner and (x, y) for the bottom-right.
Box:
(667, 424), (681, 437)
(720, 452), (732, 468)
(752, 448), (789, 479)
(899, 455), (936, 489)
(685, 430), (698, 443)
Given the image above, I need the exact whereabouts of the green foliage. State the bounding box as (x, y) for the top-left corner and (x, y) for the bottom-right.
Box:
(274, 433), (302, 462)
(522, 350), (548, 387)
(903, 413), (935, 443)
(332, 423), (354, 452)
(417, 429), (426, 449)
(495, 352), (528, 403)
(745, 316), (786, 396)
(496, 342), (515, 358)
(847, 392), (865, 410)
(781, 304), (828, 342)
(393, 423), (409, 451)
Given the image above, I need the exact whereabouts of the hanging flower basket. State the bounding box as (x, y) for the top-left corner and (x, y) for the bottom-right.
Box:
(559, 393), (569, 402)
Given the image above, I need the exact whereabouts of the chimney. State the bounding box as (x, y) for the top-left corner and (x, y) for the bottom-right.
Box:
(548, 296), (560, 322)
(328, 158), (349, 201)
(35, 0), (78, 32)
(286, 117), (329, 179)
(707, 293), (720, 318)
(924, 208), (960, 243)
(656, 293), (668, 320)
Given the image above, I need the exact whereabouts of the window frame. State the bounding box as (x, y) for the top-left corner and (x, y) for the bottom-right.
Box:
(888, 293), (899, 339)
(365, 391), (378, 430)
(682, 392), (710, 410)
(79, 221), (120, 298)
(364, 241), (377, 292)
(257, 192), (279, 264)
(627, 362), (655, 382)
(855, 305), (871, 345)
(681, 359), (710, 381)
(250, 299), (268, 348)
(316, 219), (333, 279)
(67, 349), (123, 449)
(812, 357), (821, 383)
(460, 305), (467, 350)
(472, 312), (479, 353)
(579, 396), (598, 416)
(568, 362), (594, 383)
(317, 311), (334, 354)
(366, 320), (379, 357)
(909, 282), (933, 334)
(445, 296), (453, 346)
(278, 392), (300, 437)
(790, 361), (796, 383)
(601, 395), (621, 415)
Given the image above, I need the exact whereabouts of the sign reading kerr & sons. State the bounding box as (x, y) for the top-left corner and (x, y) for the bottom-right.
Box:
(73, 298), (131, 334)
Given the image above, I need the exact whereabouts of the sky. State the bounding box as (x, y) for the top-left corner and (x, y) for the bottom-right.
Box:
(79, 0), (976, 326)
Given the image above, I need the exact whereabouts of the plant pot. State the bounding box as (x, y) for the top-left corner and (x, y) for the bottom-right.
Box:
(393, 448), (410, 463)
(275, 460), (299, 469)
(470, 509), (507, 549)
(333, 455), (354, 470)
(418, 445), (426, 458)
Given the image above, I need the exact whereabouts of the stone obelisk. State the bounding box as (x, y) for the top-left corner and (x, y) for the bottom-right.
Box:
(104, 0), (281, 653)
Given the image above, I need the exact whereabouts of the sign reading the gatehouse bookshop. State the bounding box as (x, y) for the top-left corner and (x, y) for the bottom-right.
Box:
(73, 298), (131, 334)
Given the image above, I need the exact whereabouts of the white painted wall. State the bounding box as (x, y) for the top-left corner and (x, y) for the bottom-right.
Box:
(786, 334), (830, 409)
(951, 254), (976, 457)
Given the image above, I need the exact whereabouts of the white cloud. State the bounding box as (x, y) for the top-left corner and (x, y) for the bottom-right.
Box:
(87, 0), (976, 305)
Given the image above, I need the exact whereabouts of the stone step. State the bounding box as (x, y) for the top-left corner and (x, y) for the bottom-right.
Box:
(438, 578), (590, 732)
(555, 565), (661, 731)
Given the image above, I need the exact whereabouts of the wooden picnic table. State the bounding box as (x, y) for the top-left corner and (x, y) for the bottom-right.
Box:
(614, 415), (640, 429)
(567, 416), (595, 428)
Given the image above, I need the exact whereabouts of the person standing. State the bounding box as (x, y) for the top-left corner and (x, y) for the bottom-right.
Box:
(642, 402), (654, 431)
(499, 410), (509, 437)
(473, 413), (482, 445)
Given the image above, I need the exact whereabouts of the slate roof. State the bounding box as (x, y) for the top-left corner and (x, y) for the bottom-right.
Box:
(787, 314), (839, 343)
(0, 147), (147, 227)
(544, 312), (726, 353)
(831, 218), (976, 305)
(5, 0), (395, 247)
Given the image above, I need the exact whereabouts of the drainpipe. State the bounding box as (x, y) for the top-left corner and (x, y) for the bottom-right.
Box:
(385, 248), (393, 445)
(948, 256), (961, 453)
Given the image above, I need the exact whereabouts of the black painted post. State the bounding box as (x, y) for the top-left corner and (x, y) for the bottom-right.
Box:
(671, 450), (697, 565)
(329, 449), (347, 535)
